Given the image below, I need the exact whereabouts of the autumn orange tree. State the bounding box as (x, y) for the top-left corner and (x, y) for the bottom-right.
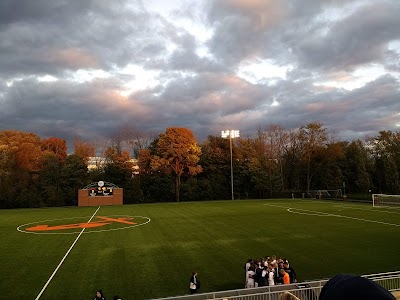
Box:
(0, 130), (42, 172)
(151, 128), (202, 202)
(73, 138), (96, 164)
(41, 137), (67, 161)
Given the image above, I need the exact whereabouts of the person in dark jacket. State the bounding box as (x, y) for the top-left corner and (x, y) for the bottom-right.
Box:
(276, 261), (285, 284)
(283, 261), (297, 283)
(255, 264), (264, 287)
(189, 271), (199, 294)
(94, 289), (105, 300)
(258, 265), (269, 287)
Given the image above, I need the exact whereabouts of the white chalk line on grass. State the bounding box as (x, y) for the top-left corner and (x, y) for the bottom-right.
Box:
(34, 206), (100, 300)
(289, 198), (400, 211)
(332, 204), (400, 215)
(264, 204), (400, 227)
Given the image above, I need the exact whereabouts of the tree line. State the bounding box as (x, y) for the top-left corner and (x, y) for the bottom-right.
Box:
(0, 123), (399, 208)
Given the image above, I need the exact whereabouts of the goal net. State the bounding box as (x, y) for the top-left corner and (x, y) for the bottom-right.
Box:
(372, 194), (400, 207)
(308, 189), (343, 199)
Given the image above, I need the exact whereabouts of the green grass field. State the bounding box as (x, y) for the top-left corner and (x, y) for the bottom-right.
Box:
(1, 199), (400, 300)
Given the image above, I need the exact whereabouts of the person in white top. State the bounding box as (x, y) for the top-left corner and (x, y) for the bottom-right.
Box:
(268, 265), (275, 286)
(258, 266), (269, 286)
(246, 265), (256, 288)
(244, 259), (253, 284)
(264, 256), (270, 267)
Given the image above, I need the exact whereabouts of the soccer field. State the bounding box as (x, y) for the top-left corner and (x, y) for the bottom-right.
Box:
(1, 199), (400, 299)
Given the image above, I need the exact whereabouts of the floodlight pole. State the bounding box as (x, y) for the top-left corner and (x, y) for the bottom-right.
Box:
(229, 133), (234, 200)
(222, 130), (239, 200)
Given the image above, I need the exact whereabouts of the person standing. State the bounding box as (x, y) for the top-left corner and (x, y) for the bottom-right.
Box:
(244, 258), (253, 282)
(273, 262), (280, 285)
(258, 266), (269, 287)
(280, 269), (290, 285)
(277, 261), (286, 284)
(246, 265), (256, 288)
(268, 265), (275, 286)
(284, 261), (297, 283)
(189, 271), (199, 294)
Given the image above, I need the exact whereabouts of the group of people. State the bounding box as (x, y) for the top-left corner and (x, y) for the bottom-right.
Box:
(244, 255), (297, 288)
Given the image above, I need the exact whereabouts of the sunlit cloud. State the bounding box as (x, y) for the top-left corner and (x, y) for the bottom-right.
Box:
(48, 48), (99, 69)
(65, 69), (112, 84)
(237, 59), (292, 84)
(388, 40), (400, 53)
(37, 75), (58, 82)
(271, 99), (280, 107)
(313, 64), (387, 91)
(117, 64), (161, 96)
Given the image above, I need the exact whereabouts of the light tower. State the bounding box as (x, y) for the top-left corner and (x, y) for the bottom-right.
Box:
(221, 130), (240, 200)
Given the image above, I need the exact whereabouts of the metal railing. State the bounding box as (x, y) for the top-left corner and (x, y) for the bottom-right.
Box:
(364, 271), (400, 292)
(152, 271), (400, 300)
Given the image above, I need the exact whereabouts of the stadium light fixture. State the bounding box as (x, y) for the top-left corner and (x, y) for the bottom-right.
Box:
(221, 130), (240, 200)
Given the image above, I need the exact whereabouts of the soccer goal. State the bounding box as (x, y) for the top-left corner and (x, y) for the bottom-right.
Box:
(372, 194), (400, 207)
(308, 189), (343, 199)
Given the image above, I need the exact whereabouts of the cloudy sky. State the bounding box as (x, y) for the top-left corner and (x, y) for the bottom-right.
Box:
(1, 0), (399, 146)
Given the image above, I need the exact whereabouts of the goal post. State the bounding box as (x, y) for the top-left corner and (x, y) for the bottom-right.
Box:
(372, 194), (400, 207)
(308, 189), (343, 199)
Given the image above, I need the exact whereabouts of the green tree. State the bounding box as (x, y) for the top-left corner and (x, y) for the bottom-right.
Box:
(282, 129), (303, 191)
(151, 128), (202, 202)
(342, 141), (370, 193)
(60, 154), (88, 206)
(0, 146), (17, 208)
(103, 146), (133, 185)
(383, 155), (400, 193)
(298, 123), (328, 194)
(198, 136), (231, 199)
(369, 131), (400, 193)
(39, 153), (63, 206)
(256, 125), (288, 196)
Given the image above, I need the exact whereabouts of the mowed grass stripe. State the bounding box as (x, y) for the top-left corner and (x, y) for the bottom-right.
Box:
(1, 200), (399, 299)
(0, 207), (100, 299)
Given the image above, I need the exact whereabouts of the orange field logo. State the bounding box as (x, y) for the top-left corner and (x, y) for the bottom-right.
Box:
(26, 216), (136, 231)
(17, 215), (151, 234)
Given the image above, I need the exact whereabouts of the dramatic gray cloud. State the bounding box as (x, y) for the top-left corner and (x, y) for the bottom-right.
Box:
(0, 0), (399, 151)
(292, 1), (400, 71)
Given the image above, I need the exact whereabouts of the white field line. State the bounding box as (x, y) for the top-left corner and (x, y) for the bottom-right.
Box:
(292, 198), (400, 210)
(34, 206), (100, 300)
(332, 204), (400, 214)
(264, 204), (400, 227)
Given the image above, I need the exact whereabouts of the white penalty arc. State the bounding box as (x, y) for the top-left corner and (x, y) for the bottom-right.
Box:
(264, 204), (400, 227)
